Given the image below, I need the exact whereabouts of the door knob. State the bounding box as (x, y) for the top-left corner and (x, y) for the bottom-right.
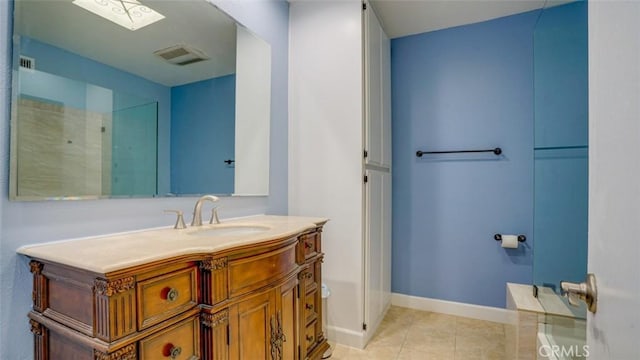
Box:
(560, 273), (597, 313)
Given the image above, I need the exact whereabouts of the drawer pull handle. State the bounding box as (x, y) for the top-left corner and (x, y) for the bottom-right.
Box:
(306, 335), (314, 343)
(304, 272), (313, 280)
(162, 287), (179, 302)
(163, 343), (182, 359)
(304, 241), (313, 249)
(306, 303), (314, 310)
(170, 346), (182, 359)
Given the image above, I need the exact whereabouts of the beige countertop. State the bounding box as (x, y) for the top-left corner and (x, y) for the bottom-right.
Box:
(17, 215), (327, 274)
(507, 283), (545, 313)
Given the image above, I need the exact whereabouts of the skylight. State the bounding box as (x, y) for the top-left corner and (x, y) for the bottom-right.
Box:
(72, 0), (165, 31)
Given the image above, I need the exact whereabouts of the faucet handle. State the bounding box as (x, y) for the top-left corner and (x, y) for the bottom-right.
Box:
(164, 210), (187, 229)
(560, 273), (598, 313)
(209, 207), (221, 224)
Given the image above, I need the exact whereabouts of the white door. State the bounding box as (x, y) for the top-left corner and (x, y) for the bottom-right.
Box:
(587, 1), (640, 358)
(362, 1), (392, 342)
(380, 24), (392, 169)
(364, 2), (387, 167)
(364, 169), (391, 340)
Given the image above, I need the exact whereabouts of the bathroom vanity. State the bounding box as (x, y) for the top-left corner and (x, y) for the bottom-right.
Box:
(18, 215), (329, 360)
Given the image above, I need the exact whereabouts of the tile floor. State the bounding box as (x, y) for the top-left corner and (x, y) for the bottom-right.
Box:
(328, 306), (506, 360)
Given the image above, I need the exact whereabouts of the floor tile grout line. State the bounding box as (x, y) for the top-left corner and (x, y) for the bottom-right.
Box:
(453, 315), (459, 360)
(351, 306), (507, 359)
(394, 309), (416, 360)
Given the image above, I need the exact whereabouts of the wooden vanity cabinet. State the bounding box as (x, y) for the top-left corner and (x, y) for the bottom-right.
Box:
(297, 237), (326, 360)
(227, 275), (298, 360)
(25, 224), (329, 360)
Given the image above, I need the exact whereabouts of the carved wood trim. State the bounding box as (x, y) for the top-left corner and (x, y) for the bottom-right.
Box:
(270, 312), (284, 360)
(30, 319), (44, 336)
(94, 290), (136, 341)
(94, 344), (137, 360)
(94, 277), (135, 296)
(201, 257), (229, 305)
(200, 257), (228, 271)
(30, 319), (48, 360)
(29, 260), (44, 274)
(30, 261), (48, 312)
(93, 277), (137, 341)
(201, 310), (229, 328)
(201, 309), (229, 360)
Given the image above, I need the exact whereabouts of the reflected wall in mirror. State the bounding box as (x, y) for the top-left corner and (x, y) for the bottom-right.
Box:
(10, 0), (271, 200)
(533, 0), (588, 316)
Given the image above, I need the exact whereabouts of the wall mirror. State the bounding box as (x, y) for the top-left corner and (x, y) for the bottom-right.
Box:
(10, 0), (271, 200)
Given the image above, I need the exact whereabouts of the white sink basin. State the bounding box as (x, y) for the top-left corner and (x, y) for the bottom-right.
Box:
(187, 225), (271, 237)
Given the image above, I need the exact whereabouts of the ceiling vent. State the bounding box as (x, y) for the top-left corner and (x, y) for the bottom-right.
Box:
(19, 55), (35, 70)
(153, 44), (209, 66)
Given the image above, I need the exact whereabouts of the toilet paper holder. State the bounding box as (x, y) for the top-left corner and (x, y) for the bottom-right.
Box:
(494, 234), (526, 242)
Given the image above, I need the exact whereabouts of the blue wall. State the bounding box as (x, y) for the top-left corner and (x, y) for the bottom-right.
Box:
(0, 1), (289, 358)
(533, 1), (588, 291)
(391, 10), (539, 308)
(171, 75), (235, 194)
(534, 2), (588, 149)
(20, 69), (92, 110)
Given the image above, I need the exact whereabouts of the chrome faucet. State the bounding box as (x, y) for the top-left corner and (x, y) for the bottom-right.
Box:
(164, 209), (187, 229)
(191, 195), (220, 226)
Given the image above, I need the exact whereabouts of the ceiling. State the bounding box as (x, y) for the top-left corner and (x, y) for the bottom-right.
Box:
(370, 0), (572, 39)
(14, 0), (238, 87)
(15, 0), (574, 86)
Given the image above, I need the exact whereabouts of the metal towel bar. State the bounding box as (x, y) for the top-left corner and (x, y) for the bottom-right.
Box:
(416, 147), (502, 157)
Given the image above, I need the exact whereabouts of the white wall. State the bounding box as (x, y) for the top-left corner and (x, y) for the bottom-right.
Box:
(235, 25), (271, 195)
(288, 1), (366, 347)
(587, 1), (640, 358)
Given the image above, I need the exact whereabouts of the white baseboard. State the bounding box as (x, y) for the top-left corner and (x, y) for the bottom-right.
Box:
(325, 325), (365, 349)
(363, 300), (392, 345)
(326, 298), (392, 349)
(391, 292), (512, 324)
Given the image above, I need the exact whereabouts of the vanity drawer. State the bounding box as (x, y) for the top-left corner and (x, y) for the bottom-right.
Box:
(304, 320), (319, 350)
(228, 242), (298, 298)
(298, 232), (319, 261)
(304, 290), (319, 325)
(137, 267), (198, 329)
(139, 316), (200, 360)
(301, 265), (317, 291)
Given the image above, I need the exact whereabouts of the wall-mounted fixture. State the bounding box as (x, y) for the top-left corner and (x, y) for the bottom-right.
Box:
(494, 234), (526, 242)
(494, 234), (526, 249)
